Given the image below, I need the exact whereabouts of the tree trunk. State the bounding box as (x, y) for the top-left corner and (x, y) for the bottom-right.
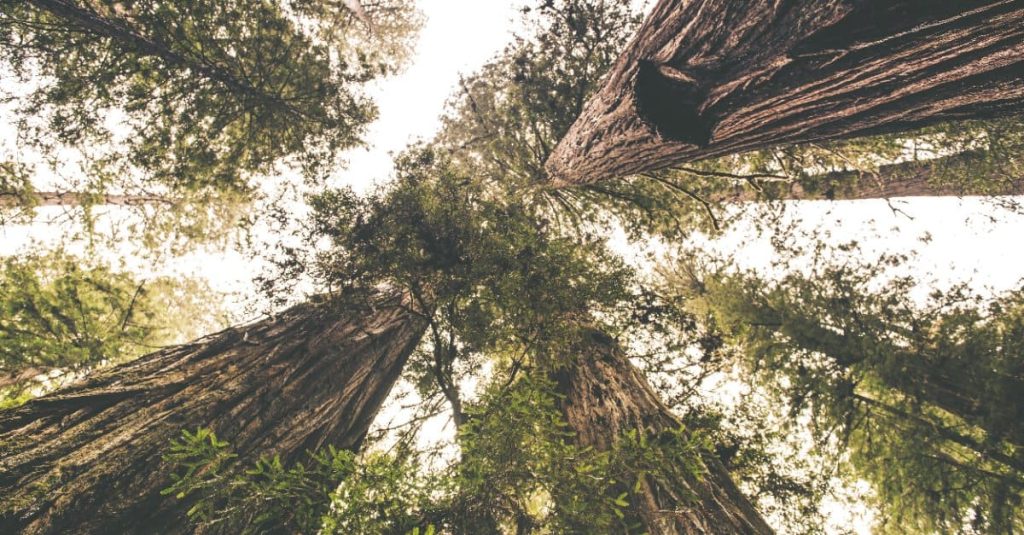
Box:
(0, 290), (427, 535)
(715, 148), (1024, 203)
(545, 0), (1024, 185)
(26, 0), (304, 117)
(0, 191), (173, 208)
(553, 328), (772, 535)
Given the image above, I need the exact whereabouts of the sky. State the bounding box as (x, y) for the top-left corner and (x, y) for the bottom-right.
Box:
(0, 0), (531, 319)
(330, 0), (529, 193)
(3, 2), (1024, 532)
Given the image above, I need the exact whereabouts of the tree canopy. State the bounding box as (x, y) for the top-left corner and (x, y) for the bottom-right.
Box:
(0, 0), (420, 250)
(2, 0), (1024, 533)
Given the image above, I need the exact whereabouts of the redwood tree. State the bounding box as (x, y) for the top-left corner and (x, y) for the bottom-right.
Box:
(555, 327), (772, 534)
(545, 0), (1024, 185)
(0, 290), (426, 535)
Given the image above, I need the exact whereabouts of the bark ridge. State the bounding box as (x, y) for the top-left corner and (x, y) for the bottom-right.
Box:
(0, 291), (426, 535)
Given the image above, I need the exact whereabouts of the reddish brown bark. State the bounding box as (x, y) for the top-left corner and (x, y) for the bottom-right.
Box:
(0, 290), (426, 535)
(545, 0), (1024, 185)
(555, 328), (772, 535)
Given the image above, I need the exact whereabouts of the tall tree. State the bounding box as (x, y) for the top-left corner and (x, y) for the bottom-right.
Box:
(0, 158), (258, 254)
(0, 0), (419, 249)
(254, 136), (774, 531)
(554, 327), (773, 534)
(0, 289), (426, 534)
(674, 252), (1024, 532)
(545, 0), (1024, 185)
(1, 0), (418, 187)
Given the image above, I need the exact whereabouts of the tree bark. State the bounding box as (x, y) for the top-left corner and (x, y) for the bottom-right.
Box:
(554, 328), (772, 535)
(545, 0), (1024, 185)
(715, 148), (1024, 203)
(0, 290), (427, 535)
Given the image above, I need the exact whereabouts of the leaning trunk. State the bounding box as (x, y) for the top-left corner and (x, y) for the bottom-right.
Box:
(545, 0), (1024, 185)
(554, 328), (772, 535)
(0, 290), (427, 535)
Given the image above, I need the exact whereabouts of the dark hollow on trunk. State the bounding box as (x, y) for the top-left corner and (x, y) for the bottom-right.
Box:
(0, 291), (426, 534)
(545, 0), (1024, 185)
(554, 328), (773, 535)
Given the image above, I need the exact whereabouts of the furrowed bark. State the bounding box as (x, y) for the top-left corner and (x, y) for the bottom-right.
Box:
(545, 0), (1024, 185)
(0, 290), (427, 535)
(554, 328), (772, 535)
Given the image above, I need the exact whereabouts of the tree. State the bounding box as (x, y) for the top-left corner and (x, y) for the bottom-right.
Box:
(596, 115), (1024, 235)
(250, 131), (777, 531)
(435, 0), (1024, 244)
(0, 289), (427, 534)
(554, 327), (773, 534)
(0, 249), (222, 403)
(0, 159), (257, 254)
(545, 0), (1024, 185)
(437, 0), (642, 185)
(674, 250), (1024, 532)
(0, 0), (419, 248)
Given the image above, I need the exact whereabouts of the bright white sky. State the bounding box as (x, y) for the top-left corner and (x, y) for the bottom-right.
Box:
(3, 2), (1024, 533)
(331, 0), (529, 193)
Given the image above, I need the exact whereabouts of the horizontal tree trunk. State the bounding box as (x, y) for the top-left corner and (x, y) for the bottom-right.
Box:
(554, 328), (772, 535)
(0, 290), (427, 535)
(716, 148), (1024, 203)
(0, 191), (172, 208)
(545, 0), (1024, 185)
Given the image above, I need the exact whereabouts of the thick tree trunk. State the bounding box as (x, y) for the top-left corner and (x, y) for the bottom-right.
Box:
(554, 328), (772, 535)
(545, 0), (1024, 185)
(716, 148), (1024, 203)
(0, 290), (427, 535)
(26, 0), (303, 116)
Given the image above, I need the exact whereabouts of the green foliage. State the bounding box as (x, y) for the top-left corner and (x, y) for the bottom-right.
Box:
(0, 0), (419, 249)
(162, 428), (237, 510)
(446, 374), (621, 532)
(1, 0), (418, 187)
(164, 427), (438, 534)
(268, 147), (634, 364)
(677, 246), (1024, 533)
(323, 451), (436, 535)
(413, 371), (705, 534)
(0, 162), (37, 226)
(0, 249), (222, 401)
